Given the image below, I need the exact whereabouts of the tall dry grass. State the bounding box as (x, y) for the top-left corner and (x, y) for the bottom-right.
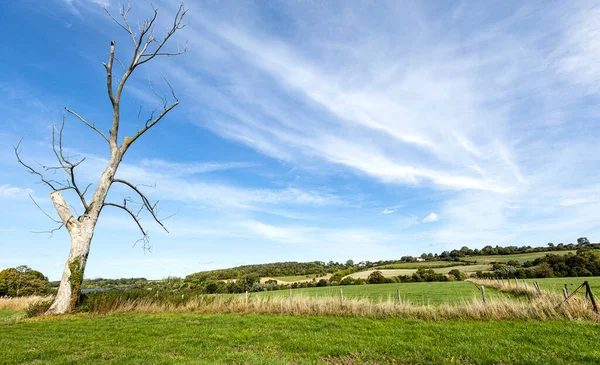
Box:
(0, 296), (53, 311)
(78, 290), (600, 321)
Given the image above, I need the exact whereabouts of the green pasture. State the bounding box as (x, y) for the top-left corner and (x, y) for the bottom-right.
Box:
(1, 313), (599, 364)
(466, 250), (576, 264)
(375, 261), (465, 269)
(526, 277), (600, 297)
(253, 281), (503, 305)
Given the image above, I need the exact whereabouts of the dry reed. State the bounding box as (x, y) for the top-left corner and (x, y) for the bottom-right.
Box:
(79, 290), (600, 321)
(0, 296), (53, 311)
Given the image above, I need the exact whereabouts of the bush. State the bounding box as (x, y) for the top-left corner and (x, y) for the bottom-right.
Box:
(448, 269), (465, 281)
(25, 300), (52, 318)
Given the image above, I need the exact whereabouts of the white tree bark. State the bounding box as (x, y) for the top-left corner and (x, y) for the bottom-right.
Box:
(46, 155), (121, 314)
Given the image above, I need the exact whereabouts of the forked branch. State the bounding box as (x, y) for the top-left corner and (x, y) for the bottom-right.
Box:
(112, 178), (170, 233)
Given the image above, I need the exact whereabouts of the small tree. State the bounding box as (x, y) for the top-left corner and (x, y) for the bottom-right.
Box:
(577, 237), (591, 246)
(367, 270), (385, 284)
(14, 3), (188, 314)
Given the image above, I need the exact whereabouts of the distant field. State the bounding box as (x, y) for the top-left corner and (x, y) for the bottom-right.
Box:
(349, 251), (579, 279)
(1, 313), (599, 364)
(376, 261), (465, 269)
(272, 274), (323, 282)
(253, 281), (507, 305)
(347, 264), (492, 280)
(466, 251), (576, 264)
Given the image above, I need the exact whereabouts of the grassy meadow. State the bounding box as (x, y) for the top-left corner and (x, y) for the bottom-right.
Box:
(532, 277), (600, 297)
(254, 281), (497, 305)
(2, 277), (600, 364)
(467, 250), (576, 264)
(1, 313), (600, 364)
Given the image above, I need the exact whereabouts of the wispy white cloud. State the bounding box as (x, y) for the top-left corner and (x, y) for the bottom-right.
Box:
(0, 185), (33, 200)
(422, 213), (440, 223)
(381, 209), (396, 215)
(139, 159), (258, 177)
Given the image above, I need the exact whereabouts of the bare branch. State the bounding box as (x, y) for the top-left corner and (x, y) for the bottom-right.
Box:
(50, 191), (76, 228)
(65, 108), (110, 143)
(102, 4), (136, 46)
(14, 138), (59, 191)
(29, 194), (62, 224)
(136, 4), (188, 66)
(32, 223), (65, 239)
(112, 178), (169, 233)
(50, 117), (89, 211)
(103, 202), (147, 237)
(102, 41), (116, 109)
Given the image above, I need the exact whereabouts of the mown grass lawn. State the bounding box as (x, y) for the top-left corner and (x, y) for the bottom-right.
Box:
(254, 281), (506, 305)
(1, 313), (599, 364)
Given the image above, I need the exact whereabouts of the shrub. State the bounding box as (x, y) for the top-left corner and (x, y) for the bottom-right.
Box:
(448, 269), (464, 281)
(367, 271), (385, 284)
(25, 300), (52, 318)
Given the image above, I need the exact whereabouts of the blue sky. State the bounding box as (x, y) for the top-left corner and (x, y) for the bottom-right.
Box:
(1, 0), (599, 280)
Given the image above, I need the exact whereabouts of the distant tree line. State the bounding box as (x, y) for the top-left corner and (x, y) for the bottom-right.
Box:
(476, 248), (600, 279)
(417, 237), (597, 262)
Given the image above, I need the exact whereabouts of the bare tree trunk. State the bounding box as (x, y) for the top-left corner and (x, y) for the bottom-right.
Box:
(46, 229), (94, 314)
(46, 154), (120, 314)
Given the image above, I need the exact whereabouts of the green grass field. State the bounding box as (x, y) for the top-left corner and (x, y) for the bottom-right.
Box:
(528, 277), (600, 297)
(375, 261), (465, 269)
(466, 250), (576, 264)
(0, 310), (19, 324)
(254, 281), (505, 305)
(1, 313), (599, 364)
(271, 274), (323, 282)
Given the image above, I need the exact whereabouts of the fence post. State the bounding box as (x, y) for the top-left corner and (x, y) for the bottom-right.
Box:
(289, 287), (292, 300)
(481, 285), (487, 304)
(584, 281), (599, 313)
(340, 287), (344, 304)
(523, 280), (528, 289)
(514, 278), (519, 286)
(562, 287), (569, 301)
(245, 291), (249, 304)
(396, 289), (401, 304)
(564, 284), (569, 297)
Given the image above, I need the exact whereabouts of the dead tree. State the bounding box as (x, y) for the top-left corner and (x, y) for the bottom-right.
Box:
(14, 3), (188, 314)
